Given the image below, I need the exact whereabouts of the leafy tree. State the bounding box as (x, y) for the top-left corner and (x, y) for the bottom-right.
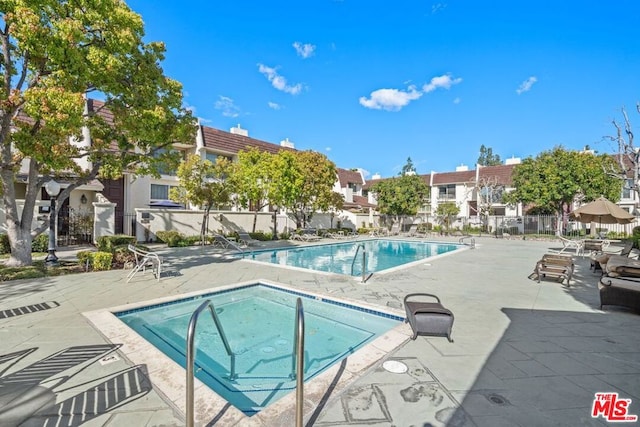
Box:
(170, 154), (235, 244)
(478, 145), (502, 166)
(270, 150), (339, 229)
(370, 174), (430, 220)
(400, 157), (416, 176)
(503, 146), (622, 233)
(235, 148), (275, 232)
(435, 202), (459, 232)
(0, 1), (195, 266)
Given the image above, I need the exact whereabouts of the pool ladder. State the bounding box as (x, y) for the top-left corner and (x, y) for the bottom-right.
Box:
(351, 243), (367, 283)
(185, 298), (306, 427)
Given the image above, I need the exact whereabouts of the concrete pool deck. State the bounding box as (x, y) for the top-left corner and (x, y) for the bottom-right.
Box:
(1, 236), (639, 426)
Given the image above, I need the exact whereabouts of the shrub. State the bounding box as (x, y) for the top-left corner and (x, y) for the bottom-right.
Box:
(92, 252), (113, 271)
(31, 233), (49, 252)
(632, 226), (640, 248)
(155, 230), (185, 247)
(96, 235), (136, 252)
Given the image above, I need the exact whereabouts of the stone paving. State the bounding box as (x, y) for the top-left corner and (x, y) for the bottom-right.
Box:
(1, 236), (639, 426)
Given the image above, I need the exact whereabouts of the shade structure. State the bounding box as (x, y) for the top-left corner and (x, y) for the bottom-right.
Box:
(569, 196), (635, 224)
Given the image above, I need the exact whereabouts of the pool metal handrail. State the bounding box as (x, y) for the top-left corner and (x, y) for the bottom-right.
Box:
(186, 299), (236, 427)
(351, 243), (367, 282)
(291, 297), (305, 427)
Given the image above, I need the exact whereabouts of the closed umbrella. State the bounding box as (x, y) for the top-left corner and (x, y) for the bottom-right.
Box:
(569, 196), (635, 225)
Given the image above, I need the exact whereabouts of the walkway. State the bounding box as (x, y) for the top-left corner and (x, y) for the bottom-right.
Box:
(0, 237), (638, 426)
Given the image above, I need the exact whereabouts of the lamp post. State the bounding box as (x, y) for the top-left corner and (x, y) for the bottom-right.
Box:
(44, 179), (61, 266)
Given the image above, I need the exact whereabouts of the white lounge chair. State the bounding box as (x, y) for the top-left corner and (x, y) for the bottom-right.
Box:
(126, 244), (163, 282)
(556, 234), (584, 256)
(389, 222), (401, 236)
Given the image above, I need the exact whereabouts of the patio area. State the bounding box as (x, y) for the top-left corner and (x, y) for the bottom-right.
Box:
(0, 236), (639, 426)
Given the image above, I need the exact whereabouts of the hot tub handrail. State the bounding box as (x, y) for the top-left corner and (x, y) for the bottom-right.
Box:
(186, 299), (236, 427)
(351, 243), (367, 282)
(290, 297), (305, 427)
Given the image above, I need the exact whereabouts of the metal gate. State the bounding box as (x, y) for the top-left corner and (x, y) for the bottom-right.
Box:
(57, 208), (94, 246)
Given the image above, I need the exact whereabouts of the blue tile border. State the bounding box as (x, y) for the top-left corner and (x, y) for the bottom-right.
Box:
(114, 281), (405, 322)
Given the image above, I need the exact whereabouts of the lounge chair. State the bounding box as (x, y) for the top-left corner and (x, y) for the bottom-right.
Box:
(590, 240), (633, 272)
(402, 224), (419, 237)
(237, 231), (260, 246)
(389, 222), (401, 236)
(126, 244), (163, 282)
(212, 234), (244, 251)
(403, 293), (454, 342)
(556, 234), (584, 256)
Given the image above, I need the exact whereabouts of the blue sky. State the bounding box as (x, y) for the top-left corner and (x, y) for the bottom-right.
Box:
(127, 1), (640, 178)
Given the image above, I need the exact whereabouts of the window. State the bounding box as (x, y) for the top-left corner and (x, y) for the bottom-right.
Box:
(480, 185), (504, 204)
(152, 148), (185, 176)
(205, 152), (232, 164)
(347, 182), (358, 191)
(150, 184), (178, 200)
(438, 184), (456, 200)
(622, 178), (634, 199)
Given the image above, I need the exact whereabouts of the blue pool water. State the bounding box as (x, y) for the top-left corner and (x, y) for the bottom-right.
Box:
(116, 283), (402, 415)
(248, 239), (462, 275)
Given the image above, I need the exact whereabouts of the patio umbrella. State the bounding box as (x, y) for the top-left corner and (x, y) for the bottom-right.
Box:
(569, 196), (635, 225)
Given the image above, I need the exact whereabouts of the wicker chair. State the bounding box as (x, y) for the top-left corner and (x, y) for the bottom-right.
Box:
(404, 293), (454, 342)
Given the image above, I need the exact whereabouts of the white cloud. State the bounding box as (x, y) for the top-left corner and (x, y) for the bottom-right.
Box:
(358, 168), (371, 179)
(214, 96), (240, 118)
(359, 85), (422, 111)
(293, 42), (316, 59)
(360, 73), (462, 111)
(423, 74), (462, 93)
(453, 97), (461, 104)
(325, 147), (332, 152)
(258, 64), (303, 95)
(431, 3), (447, 14)
(516, 76), (537, 94)
(268, 101), (282, 110)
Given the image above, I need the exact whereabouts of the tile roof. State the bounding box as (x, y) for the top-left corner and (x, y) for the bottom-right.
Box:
(431, 170), (475, 185)
(200, 126), (291, 156)
(476, 164), (516, 186)
(336, 168), (364, 188)
(343, 194), (376, 209)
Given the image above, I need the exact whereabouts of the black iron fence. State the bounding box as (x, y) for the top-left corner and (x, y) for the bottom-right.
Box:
(57, 208), (93, 246)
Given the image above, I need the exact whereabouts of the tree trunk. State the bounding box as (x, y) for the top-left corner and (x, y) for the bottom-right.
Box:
(200, 208), (210, 245)
(252, 210), (258, 233)
(5, 228), (33, 267)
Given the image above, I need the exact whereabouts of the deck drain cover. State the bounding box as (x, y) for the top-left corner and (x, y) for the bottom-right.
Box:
(383, 360), (408, 374)
(486, 393), (509, 405)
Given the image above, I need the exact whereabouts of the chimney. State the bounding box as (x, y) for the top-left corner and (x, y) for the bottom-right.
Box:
(505, 157), (521, 165)
(280, 138), (295, 148)
(372, 173), (381, 180)
(455, 164), (468, 171)
(230, 124), (248, 137)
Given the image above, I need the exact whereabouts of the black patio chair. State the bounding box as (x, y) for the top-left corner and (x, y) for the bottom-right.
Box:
(403, 293), (454, 342)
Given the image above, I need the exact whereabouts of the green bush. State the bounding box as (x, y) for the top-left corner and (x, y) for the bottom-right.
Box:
(96, 235), (136, 252)
(632, 226), (640, 249)
(156, 230), (186, 247)
(77, 250), (113, 271)
(92, 252), (113, 271)
(77, 250), (93, 266)
(0, 234), (10, 254)
(31, 233), (49, 252)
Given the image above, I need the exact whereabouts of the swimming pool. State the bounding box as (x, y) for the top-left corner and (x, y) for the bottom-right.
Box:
(247, 239), (463, 276)
(114, 282), (403, 416)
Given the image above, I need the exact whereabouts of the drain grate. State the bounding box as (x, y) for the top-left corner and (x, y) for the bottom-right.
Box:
(0, 301), (60, 319)
(486, 393), (509, 406)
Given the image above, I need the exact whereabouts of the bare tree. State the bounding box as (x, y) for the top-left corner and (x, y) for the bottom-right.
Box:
(604, 104), (639, 200)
